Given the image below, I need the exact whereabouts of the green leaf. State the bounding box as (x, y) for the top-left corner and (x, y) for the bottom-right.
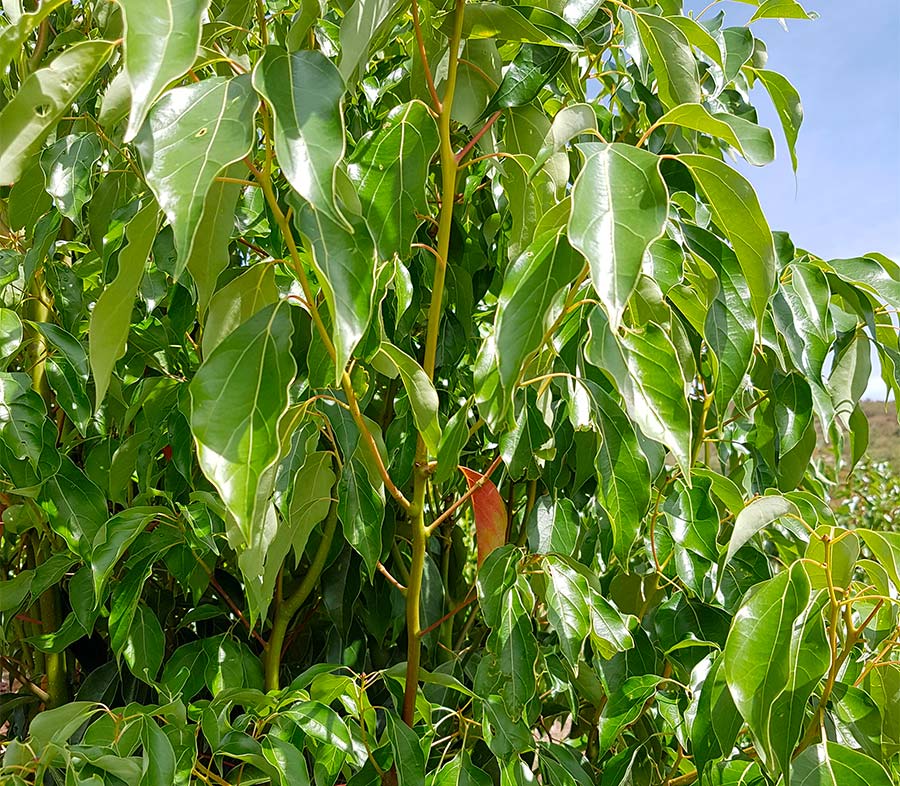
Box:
(750, 0), (814, 24)
(597, 675), (663, 754)
(485, 44), (569, 114)
(683, 224), (755, 412)
(857, 530), (900, 591)
(788, 743), (892, 786)
(284, 700), (354, 755)
(0, 40), (114, 185)
(495, 228), (582, 397)
(42, 456), (107, 559)
(723, 562), (830, 782)
(140, 717), (176, 786)
(186, 164), (243, 314)
(27, 701), (100, 750)
(44, 355), (91, 436)
(531, 103), (598, 175)
(0, 372), (56, 471)
(688, 654), (743, 773)
(631, 10), (701, 108)
(377, 342), (441, 455)
(338, 0), (404, 82)
(679, 154), (777, 327)
(459, 4), (582, 50)
(108, 557), (154, 656)
(348, 100), (439, 260)
(585, 311), (693, 474)
(291, 198), (376, 381)
(751, 69), (803, 172)
(262, 736), (311, 786)
(0, 0), (68, 74)
(385, 710), (426, 786)
(592, 384), (652, 562)
(542, 554), (591, 665)
(724, 494), (798, 565)
(652, 104), (774, 166)
(135, 75), (258, 272)
(189, 302), (295, 542)
(827, 332), (871, 430)
(337, 456), (384, 578)
(526, 496), (578, 557)
(435, 401), (470, 485)
(118, 0), (208, 141)
(569, 143), (669, 330)
(286, 451), (337, 564)
(0, 310), (23, 365)
(252, 47), (346, 217)
(123, 603), (165, 683)
(89, 202), (159, 408)
(39, 133), (103, 224)
(201, 262), (278, 358)
(90, 507), (160, 601)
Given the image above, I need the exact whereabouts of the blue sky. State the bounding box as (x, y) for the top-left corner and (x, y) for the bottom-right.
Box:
(686, 0), (900, 398)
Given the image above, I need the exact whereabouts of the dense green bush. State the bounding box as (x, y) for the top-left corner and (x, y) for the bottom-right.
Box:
(1, 1), (899, 784)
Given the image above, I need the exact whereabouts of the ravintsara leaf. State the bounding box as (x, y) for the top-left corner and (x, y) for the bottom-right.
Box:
(0, 0), (68, 74)
(688, 654), (743, 774)
(0, 40), (115, 185)
(631, 10), (701, 108)
(377, 342), (442, 455)
(585, 310), (693, 475)
(39, 133), (103, 224)
(385, 710), (426, 786)
(652, 104), (775, 166)
(495, 228), (583, 399)
(750, 68), (803, 173)
(90, 507), (160, 601)
(123, 604), (165, 683)
(723, 494), (798, 565)
(135, 75), (258, 273)
(89, 202), (160, 408)
(189, 302), (296, 542)
(348, 100), (439, 260)
(252, 47), (346, 218)
(723, 563), (829, 782)
(42, 458), (107, 559)
(338, 0), (405, 83)
(201, 263), (278, 358)
(679, 154), (776, 328)
(531, 103), (598, 175)
(0, 310), (23, 365)
(485, 44), (570, 114)
(789, 742), (892, 786)
(750, 0), (814, 24)
(287, 452), (337, 564)
(337, 456), (385, 578)
(569, 143), (669, 330)
(119, 0), (210, 141)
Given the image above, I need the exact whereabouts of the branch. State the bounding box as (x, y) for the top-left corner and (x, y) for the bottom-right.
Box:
(425, 454), (503, 536)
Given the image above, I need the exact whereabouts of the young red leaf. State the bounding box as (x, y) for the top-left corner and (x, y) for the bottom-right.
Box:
(460, 466), (508, 566)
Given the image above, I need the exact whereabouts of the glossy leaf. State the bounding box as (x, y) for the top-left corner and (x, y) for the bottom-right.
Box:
(724, 494), (798, 565)
(189, 302), (295, 542)
(123, 604), (165, 682)
(569, 143), (669, 330)
(201, 262), (278, 358)
(253, 47), (345, 216)
(286, 452), (337, 563)
(0, 40), (114, 185)
(751, 69), (803, 172)
(348, 100), (439, 259)
(89, 202), (159, 408)
(485, 44), (569, 114)
(750, 0), (814, 24)
(378, 342), (441, 455)
(679, 154), (777, 326)
(723, 563), (830, 781)
(135, 75), (258, 271)
(0, 0), (68, 74)
(788, 743), (892, 786)
(337, 456), (384, 578)
(632, 10), (701, 108)
(461, 466), (508, 567)
(39, 133), (103, 224)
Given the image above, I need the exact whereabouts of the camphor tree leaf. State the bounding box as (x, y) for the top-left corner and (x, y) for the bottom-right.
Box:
(189, 302), (295, 543)
(651, 104), (775, 166)
(458, 3), (582, 49)
(485, 44), (570, 115)
(337, 455), (385, 579)
(750, 68), (803, 173)
(631, 9), (701, 109)
(569, 143), (669, 331)
(39, 133), (103, 224)
(530, 102), (598, 175)
(0, 309), (23, 365)
(788, 742), (892, 786)
(135, 75), (258, 273)
(123, 604), (165, 683)
(585, 310), (693, 475)
(750, 0), (814, 24)
(679, 154), (777, 327)
(347, 100), (439, 260)
(90, 507), (160, 602)
(252, 47), (345, 217)
(89, 202), (159, 408)
(291, 197), (376, 382)
(287, 452), (337, 564)
(377, 342), (441, 455)
(0, 40), (115, 185)
(495, 228), (583, 399)
(118, 0), (210, 141)
(724, 494), (798, 565)
(201, 262), (278, 358)
(723, 562), (830, 782)
(338, 0), (404, 83)
(0, 0), (67, 74)
(460, 466), (508, 567)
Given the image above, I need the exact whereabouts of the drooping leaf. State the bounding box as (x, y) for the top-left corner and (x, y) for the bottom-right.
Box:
(286, 452), (337, 563)
(0, 40), (115, 185)
(135, 75), (258, 272)
(0, 310), (23, 366)
(461, 465), (508, 567)
(201, 262), (278, 358)
(789, 742), (892, 786)
(385, 710), (426, 786)
(89, 202), (159, 408)
(90, 507), (160, 601)
(252, 47), (346, 216)
(123, 604), (165, 683)
(347, 100), (439, 260)
(377, 342), (441, 455)
(723, 563), (830, 782)
(679, 154), (777, 327)
(569, 143), (669, 330)
(337, 456), (384, 578)
(750, 68), (803, 172)
(631, 10), (701, 109)
(189, 302), (295, 542)
(118, 0), (209, 141)
(485, 44), (570, 114)
(724, 494), (798, 565)
(531, 102), (598, 175)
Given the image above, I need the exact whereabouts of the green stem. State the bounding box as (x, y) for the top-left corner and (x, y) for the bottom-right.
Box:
(401, 0), (466, 727)
(264, 501), (338, 691)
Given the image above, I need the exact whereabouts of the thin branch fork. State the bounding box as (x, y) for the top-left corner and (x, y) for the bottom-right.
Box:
(425, 454), (503, 536)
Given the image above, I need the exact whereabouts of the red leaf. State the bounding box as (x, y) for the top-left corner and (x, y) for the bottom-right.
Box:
(460, 466), (507, 566)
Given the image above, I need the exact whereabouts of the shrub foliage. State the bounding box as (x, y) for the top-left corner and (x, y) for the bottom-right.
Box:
(0, 1), (899, 784)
